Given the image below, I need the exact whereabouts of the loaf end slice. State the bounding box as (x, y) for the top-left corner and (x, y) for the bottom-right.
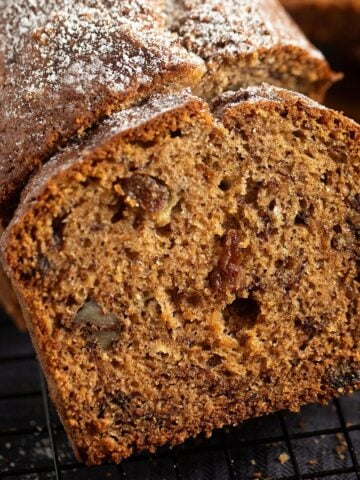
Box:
(167, 0), (340, 101)
(2, 86), (359, 465)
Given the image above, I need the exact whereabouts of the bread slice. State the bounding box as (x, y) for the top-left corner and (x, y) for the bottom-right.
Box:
(281, 0), (360, 62)
(166, 0), (339, 100)
(0, 0), (338, 222)
(2, 85), (359, 465)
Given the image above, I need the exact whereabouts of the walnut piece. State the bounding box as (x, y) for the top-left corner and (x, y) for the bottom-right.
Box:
(156, 193), (180, 227)
(75, 300), (118, 327)
(92, 331), (119, 350)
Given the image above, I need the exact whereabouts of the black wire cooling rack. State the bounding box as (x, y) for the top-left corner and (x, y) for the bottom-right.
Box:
(0, 312), (359, 480)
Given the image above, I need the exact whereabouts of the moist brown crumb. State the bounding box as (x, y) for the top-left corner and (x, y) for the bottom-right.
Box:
(1, 86), (359, 465)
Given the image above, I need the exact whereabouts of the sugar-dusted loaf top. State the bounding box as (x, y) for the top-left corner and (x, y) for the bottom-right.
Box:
(168, 0), (323, 60)
(0, 0), (197, 95)
(210, 83), (329, 114)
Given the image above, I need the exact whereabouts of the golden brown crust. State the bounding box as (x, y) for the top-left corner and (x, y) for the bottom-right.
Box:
(2, 85), (359, 465)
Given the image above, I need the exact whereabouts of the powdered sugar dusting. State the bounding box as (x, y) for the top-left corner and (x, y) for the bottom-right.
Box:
(0, 0), (199, 105)
(106, 89), (198, 142)
(242, 82), (360, 131)
(169, 0), (324, 60)
(211, 83), (328, 116)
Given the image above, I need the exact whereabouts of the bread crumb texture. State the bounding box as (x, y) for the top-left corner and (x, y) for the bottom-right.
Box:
(2, 85), (359, 465)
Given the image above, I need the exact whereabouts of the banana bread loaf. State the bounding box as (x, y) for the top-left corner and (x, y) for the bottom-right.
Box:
(0, 0), (337, 223)
(2, 86), (359, 465)
(281, 0), (360, 62)
(166, 0), (339, 100)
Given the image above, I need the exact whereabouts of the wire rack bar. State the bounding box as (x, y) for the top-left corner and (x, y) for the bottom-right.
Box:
(334, 397), (360, 480)
(279, 411), (303, 480)
(41, 372), (62, 480)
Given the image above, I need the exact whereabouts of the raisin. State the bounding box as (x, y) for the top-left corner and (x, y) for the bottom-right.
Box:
(121, 174), (169, 213)
(208, 230), (243, 291)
